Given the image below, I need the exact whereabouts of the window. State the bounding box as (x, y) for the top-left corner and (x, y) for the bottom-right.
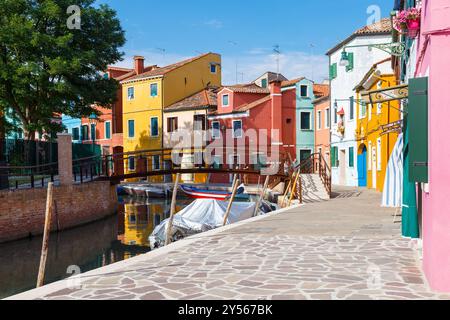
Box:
(90, 123), (96, 141)
(81, 125), (89, 141)
(210, 64), (217, 74)
(127, 87), (134, 100)
(346, 52), (354, 72)
(326, 108), (330, 128)
(72, 127), (80, 141)
(222, 94), (229, 107)
(300, 85), (308, 98)
(105, 121), (111, 139)
(128, 120), (135, 138)
(331, 147), (338, 167)
(167, 117), (178, 133)
(300, 112), (311, 130)
(360, 102), (367, 119)
(128, 156), (135, 171)
(232, 120), (243, 138)
(212, 121), (221, 139)
(152, 155), (161, 171)
(193, 114), (206, 131)
(329, 63), (337, 80)
(261, 78), (268, 88)
(150, 117), (159, 137)
(317, 111), (322, 130)
(368, 141), (372, 170)
(377, 138), (382, 171)
(150, 83), (158, 97)
(334, 105), (338, 124)
(349, 147), (354, 167)
(212, 155), (222, 169)
(349, 96), (354, 120)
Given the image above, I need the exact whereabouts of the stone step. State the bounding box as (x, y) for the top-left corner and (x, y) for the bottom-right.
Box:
(300, 174), (330, 203)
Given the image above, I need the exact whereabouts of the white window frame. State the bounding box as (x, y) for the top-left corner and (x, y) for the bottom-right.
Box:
(127, 87), (135, 100)
(377, 138), (382, 172)
(104, 121), (111, 140)
(152, 155), (161, 171)
(150, 117), (159, 137)
(150, 83), (158, 97)
(232, 120), (243, 138)
(317, 110), (322, 130)
(210, 64), (217, 74)
(325, 108), (330, 128)
(211, 121), (221, 139)
(300, 84), (309, 98)
(222, 94), (230, 107)
(300, 111), (312, 131)
(360, 102), (367, 119)
(128, 119), (135, 138)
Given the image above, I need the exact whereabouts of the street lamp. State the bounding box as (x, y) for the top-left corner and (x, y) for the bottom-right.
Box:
(339, 42), (406, 67)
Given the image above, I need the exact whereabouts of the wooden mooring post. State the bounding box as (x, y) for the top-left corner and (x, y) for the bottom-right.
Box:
(165, 173), (180, 246)
(36, 182), (54, 288)
(223, 177), (240, 226)
(253, 175), (270, 217)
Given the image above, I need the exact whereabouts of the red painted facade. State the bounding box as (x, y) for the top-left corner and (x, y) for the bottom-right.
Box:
(207, 81), (296, 183)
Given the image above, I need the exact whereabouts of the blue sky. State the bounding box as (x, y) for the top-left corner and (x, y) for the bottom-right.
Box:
(98, 0), (394, 84)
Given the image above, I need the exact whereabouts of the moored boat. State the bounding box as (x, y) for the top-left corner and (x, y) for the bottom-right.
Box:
(180, 184), (245, 200)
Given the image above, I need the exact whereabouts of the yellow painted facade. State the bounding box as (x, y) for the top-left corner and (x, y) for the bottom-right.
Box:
(121, 53), (221, 183)
(356, 74), (401, 192)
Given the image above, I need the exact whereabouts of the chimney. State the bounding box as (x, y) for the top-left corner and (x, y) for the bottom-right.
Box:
(269, 80), (283, 145)
(134, 56), (145, 74)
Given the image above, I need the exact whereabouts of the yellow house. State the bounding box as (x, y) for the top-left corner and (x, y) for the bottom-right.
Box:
(120, 53), (222, 181)
(355, 58), (401, 192)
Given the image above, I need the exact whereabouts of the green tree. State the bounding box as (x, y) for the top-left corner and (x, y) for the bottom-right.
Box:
(0, 0), (125, 139)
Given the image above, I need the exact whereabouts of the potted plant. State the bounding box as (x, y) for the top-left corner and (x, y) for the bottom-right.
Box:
(406, 7), (421, 38)
(393, 7), (421, 38)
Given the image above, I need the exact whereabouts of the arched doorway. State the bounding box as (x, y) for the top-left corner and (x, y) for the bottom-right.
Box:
(358, 144), (367, 187)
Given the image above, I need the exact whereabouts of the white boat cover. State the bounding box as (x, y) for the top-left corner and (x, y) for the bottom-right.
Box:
(149, 199), (256, 249)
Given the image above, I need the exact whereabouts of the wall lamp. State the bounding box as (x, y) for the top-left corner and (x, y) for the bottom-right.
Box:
(339, 42), (406, 67)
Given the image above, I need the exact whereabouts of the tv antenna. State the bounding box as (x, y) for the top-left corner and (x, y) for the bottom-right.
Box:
(228, 41), (239, 83)
(273, 45), (281, 80)
(156, 47), (166, 65)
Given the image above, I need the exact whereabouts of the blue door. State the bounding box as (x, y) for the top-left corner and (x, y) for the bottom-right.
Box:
(358, 145), (367, 187)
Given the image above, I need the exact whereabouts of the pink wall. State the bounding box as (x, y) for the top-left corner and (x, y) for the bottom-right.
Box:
(314, 98), (331, 167)
(415, 0), (450, 292)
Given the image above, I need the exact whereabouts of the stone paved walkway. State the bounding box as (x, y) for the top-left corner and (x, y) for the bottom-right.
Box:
(8, 187), (450, 300)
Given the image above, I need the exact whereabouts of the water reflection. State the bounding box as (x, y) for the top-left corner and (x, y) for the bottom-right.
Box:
(0, 196), (192, 299)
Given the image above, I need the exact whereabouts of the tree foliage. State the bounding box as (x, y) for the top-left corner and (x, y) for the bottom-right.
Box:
(0, 0), (125, 138)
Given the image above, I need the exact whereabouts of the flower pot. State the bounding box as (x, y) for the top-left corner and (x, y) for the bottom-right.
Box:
(407, 19), (420, 38)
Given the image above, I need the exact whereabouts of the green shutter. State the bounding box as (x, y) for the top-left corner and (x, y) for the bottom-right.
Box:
(408, 77), (428, 183)
(331, 147), (336, 167)
(346, 53), (354, 72)
(333, 63), (337, 79)
(329, 65), (334, 80)
(329, 63), (337, 80)
(349, 147), (354, 167)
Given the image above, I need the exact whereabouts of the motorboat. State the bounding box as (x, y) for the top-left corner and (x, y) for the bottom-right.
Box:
(180, 184), (245, 200)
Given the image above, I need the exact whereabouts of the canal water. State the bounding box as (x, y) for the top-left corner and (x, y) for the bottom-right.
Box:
(0, 196), (194, 299)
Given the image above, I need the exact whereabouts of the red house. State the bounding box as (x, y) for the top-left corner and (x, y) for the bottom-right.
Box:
(207, 80), (296, 183)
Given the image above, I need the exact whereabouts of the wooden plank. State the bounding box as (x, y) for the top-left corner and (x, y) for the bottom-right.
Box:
(223, 177), (240, 227)
(165, 173), (181, 246)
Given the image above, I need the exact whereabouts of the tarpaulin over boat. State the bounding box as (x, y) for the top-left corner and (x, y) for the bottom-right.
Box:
(149, 199), (256, 249)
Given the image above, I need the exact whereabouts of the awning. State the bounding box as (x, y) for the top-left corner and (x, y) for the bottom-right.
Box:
(361, 84), (409, 104)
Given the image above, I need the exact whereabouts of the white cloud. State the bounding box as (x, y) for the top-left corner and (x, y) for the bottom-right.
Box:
(113, 49), (328, 86)
(204, 19), (223, 29)
(221, 51), (329, 85)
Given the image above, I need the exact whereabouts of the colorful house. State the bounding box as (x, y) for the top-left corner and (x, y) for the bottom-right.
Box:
(393, 0), (450, 292)
(313, 84), (331, 168)
(120, 53), (222, 177)
(163, 87), (218, 183)
(354, 58), (401, 191)
(207, 80), (297, 183)
(327, 18), (393, 187)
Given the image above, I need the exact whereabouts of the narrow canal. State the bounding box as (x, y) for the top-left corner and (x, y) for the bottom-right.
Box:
(0, 196), (194, 299)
